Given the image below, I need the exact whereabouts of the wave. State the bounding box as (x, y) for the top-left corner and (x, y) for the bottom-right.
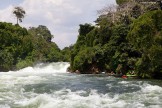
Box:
(0, 62), (162, 108)
(0, 62), (70, 74)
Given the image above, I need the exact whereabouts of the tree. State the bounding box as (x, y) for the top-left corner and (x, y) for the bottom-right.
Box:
(28, 25), (53, 42)
(0, 22), (64, 71)
(116, 0), (131, 5)
(127, 10), (162, 78)
(13, 6), (25, 25)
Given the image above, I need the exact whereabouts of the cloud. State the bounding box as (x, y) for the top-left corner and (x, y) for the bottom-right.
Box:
(0, 0), (116, 49)
(0, 5), (14, 22)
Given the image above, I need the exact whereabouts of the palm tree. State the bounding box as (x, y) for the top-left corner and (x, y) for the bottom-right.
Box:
(13, 6), (26, 25)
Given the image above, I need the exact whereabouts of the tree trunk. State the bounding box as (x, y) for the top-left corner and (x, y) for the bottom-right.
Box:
(17, 18), (19, 24)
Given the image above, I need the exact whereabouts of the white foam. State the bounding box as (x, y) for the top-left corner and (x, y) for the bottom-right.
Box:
(0, 74), (47, 86)
(141, 83), (162, 93)
(0, 105), (10, 108)
(12, 89), (128, 108)
(118, 81), (130, 84)
(1, 82), (162, 108)
(0, 62), (162, 108)
(0, 62), (70, 85)
(0, 62), (70, 74)
(17, 62), (70, 74)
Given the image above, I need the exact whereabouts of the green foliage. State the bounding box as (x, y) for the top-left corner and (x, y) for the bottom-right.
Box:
(28, 25), (53, 42)
(74, 23), (95, 49)
(0, 22), (63, 71)
(47, 43), (62, 62)
(0, 49), (14, 71)
(0, 22), (29, 71)
(28, 25), (62, 63)
(116, 0), (130, 5)
(73, 47), (95, 72)
(86, 28), (98, 47)
(79, 23), (94, 36)
(69, 1), (162, 79)
(149, 45), (162, 73)
(70, 22), (135, 73)
(61, 45), (73, 62)
(128, 12), (155, 51)
(16, 58), (33, 69)
(128, 10), (162, 78)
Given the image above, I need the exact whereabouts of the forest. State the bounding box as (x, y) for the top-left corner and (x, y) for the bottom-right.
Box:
(69, 0), (162, 78)
(0, 22), (66, 71)
(0, 7), (71, 72)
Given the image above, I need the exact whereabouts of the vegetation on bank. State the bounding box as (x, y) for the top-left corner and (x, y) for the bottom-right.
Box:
(69, 0), (162, 79)
(0, 6), (65, 71)
(0, 22), (63, 71)
(1, 0), (162, 79)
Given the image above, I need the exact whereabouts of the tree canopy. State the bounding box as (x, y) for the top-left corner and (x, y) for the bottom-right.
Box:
(116, 0), (131, 5)
(0, 22), (63, 71)
(13, 6), (25, 24)
(69, 0), (162, 79)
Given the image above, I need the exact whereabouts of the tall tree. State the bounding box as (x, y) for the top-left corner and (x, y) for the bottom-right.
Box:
(13, 6), (25, 25)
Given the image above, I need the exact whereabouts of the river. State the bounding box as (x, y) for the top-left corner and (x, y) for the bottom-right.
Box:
(0, 62), (162, 108)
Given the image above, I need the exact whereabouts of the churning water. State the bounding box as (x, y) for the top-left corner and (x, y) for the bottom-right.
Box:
(0, 62), (162, 108)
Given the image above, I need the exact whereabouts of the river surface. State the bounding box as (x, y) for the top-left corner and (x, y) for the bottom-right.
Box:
(0, 62), (162, 108)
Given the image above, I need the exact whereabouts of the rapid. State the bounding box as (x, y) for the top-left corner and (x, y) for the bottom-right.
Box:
(0, 62), (162, 108)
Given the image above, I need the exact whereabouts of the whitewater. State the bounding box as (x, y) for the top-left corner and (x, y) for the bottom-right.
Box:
(0, 62), (162, 108)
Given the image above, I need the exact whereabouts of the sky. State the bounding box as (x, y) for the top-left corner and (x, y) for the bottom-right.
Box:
(0, 0), (116, 49)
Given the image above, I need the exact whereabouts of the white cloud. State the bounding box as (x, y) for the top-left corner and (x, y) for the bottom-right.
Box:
(0, 5), (15, 22)
(0, 0), (116, 49)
